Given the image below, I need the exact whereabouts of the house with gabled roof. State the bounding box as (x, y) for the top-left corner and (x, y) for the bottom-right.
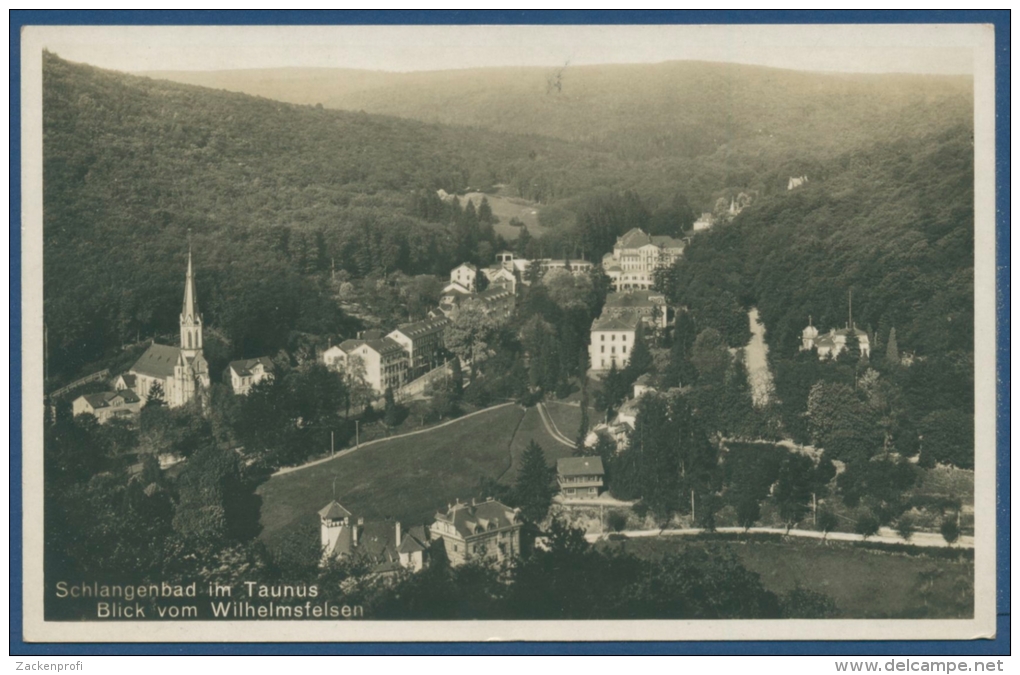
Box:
(429, 498), (522, 567)
(322, 337), (408, 394)
(72, 389), (142, 424)
(318, 500), (430, 574)
(228, 357), (274, 396)
(556, 456), (605, 500)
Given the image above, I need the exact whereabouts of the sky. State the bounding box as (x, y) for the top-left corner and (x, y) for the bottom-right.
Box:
(28, 24), (979, 75)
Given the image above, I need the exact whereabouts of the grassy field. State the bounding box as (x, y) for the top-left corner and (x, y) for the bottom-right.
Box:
(258, 404), (527, 545)
(543, 401), (601, 444)
(461, 192), (540, 241)
(600, 536), (973, 619)
(507, 406), (576, 477)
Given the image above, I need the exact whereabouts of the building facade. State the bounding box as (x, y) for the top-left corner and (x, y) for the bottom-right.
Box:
(430, 498), (522, 567)
(588, 311), (642, 372)
(127, 248), (211, 407)
(322, 337), (408, 394)
(228, 357), (275, 396)
(601, 228), (685, 291)
(450, 262), (477, 291)
(318, 500), (430, 574)
(556, 457), (605, 500)
(72, 390), (142, 424)
(387, 316), (450, 378)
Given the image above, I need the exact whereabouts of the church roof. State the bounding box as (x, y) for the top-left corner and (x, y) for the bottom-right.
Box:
(130, 343), (183, 379)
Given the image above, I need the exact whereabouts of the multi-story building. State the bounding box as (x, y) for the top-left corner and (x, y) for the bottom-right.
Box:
(601, 228), (685, 291)
(588, 311), (642, 372)
(387, 316), (450, 379)
(449, 262), (477, 292)
(602, 290), (668, 330)
(228, 357), (275, 396)
(71, 389), (142, 424)
(318, 500), (430, 573)
(429, 498), (523, 567)
(322, 337), (408, 394)
(556, 457), (605, 500)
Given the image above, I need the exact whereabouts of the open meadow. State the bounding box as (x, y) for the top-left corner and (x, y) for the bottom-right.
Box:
(258, 403), (572, 546)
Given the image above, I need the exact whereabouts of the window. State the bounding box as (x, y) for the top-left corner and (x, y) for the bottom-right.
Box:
(601, 346), (605, 353)
(611, 334), (616, 341)
(601, 335), (605, 342)
(622, 334), (627, 341)
(611, 347), (616, 354)
(622, 346), (627, 354)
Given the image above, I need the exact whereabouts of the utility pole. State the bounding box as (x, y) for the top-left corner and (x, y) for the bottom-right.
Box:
(691, 490), (696, 524)
(331, 430), (335, 458)
(355, 420), (360, 447)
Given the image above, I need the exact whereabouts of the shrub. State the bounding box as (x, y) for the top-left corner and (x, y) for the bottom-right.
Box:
(607, 510), (629, 532)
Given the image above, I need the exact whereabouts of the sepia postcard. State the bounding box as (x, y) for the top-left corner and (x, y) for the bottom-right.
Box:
(19, 21), (998, 643)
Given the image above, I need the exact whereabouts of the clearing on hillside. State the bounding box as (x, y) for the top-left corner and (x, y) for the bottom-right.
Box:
(258, 403), (571, 547)
(460, 191), (541, 240)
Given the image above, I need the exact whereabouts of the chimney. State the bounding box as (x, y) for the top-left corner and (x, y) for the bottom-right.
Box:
(395, 521), (401, 548)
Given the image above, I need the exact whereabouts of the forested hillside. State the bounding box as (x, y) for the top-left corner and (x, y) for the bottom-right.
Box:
(656, 121), (974, 464)
(42, 52), (630, 378)
(145, 61), (972, 205)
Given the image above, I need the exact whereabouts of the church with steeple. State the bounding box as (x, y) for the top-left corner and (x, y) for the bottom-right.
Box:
(127, 247), (211, 408)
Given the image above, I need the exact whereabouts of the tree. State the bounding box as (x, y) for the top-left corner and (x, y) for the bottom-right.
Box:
(854, 511), (880, 539)
(444, 299), (501, 372)
(940, 516), (961, 546)
(691, 328), (731, 385)
(816, 509), (838, 537)
(884, 327), (900, 367)
(918, 409), (974, 469)
(896, 513), (916, 542)
(450, 356), (464, 399)
(773, 454), (815, 530)
(146, 381), (166, 407)
(383, 386), (403, 428)
(806, 381), (882, 464)
(625, 329), (653, 381)
(514, 441), (555, 523)
(735, 494), (761, 531)
(477, 196), (495, 225)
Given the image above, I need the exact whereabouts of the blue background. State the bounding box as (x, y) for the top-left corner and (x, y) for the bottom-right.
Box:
(9, 9), (1010, 656)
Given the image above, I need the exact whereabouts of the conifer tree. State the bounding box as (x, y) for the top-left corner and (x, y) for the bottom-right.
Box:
(514, 441), (555, 523)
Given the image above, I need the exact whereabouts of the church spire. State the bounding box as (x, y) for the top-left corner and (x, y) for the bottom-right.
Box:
(180, 243), (203, 356)
(182, 245), (199, 323)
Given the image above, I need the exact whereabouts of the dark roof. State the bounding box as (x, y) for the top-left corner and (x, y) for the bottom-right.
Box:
(80, 390), (140, 409)
(434, 499), (521, 539)
(591, 312), (641, 332)
(130, 343), (183, 379)
(650, 235), (685, 249)
(617, 228), (652, 248)
(557, 456), (605, 477)
(604, 291), (666, 309)
(394, 316), (450, 339)
(115, 373), (137, 388)
(361, 329), (386, 340)
(454, 262), (477, 271)
(365, 337), (406, 357)
(337, 339), (365, 353)
(318, 501), (353, 520)
(229, 357), (274, 377)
